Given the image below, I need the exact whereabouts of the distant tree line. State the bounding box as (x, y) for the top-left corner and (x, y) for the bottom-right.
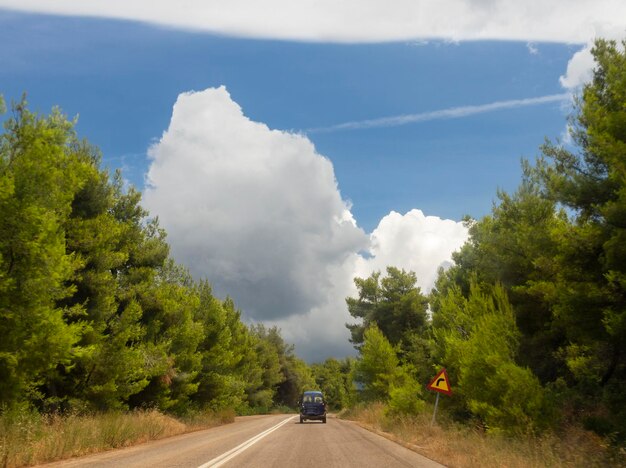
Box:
(341, 39), (626, 443)
(0, 96), (313, 414)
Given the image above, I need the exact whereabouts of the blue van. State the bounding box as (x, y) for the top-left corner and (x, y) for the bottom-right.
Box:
(299, 390), (327, 424)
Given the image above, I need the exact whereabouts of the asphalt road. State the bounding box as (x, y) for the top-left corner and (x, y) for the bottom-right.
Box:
(40, 414), (444, 468)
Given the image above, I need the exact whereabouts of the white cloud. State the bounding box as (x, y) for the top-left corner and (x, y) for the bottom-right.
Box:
(143, 87), (469, 361)
(266, 254), (363, 361)
(526, 42), (539, 55)
(558, 28), (625, 146)
(1, 0), (625, 44)
(560, 44), (596, 89)
(559, 27), (626, 90)
(273, 210), (469, 361)
(144, 86), (368, 323)
(355, 210), (468, 292)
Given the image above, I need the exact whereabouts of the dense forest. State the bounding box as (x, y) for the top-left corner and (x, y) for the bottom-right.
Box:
(341, 39), (626, 443)
(1, 39), (625, 447)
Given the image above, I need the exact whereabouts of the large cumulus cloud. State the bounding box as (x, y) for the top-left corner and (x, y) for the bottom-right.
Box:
(144, 86), (368, 321)
(144, 87), (468, 361)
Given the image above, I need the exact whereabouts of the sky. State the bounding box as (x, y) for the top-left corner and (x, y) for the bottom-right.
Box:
(1, 1), (625, 362)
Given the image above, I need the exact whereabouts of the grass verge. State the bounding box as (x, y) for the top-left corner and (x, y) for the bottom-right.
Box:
(340, 402), (624, 467)
(0, 407), (235, 468)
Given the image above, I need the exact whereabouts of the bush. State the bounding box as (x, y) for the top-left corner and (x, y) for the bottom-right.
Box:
(387, 371), (425, 416)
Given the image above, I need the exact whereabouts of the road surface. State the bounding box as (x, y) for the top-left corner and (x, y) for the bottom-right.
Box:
(40, 414), (444, 468)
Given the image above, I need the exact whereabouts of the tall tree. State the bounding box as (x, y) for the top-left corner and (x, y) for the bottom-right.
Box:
(431, 173), (568, 383)
(533, 39), (626, 435)
(128, 260), (203, 413)
(249, 324), (285, 409)
(354, 324), (399, 402)
(59, 170), (172, 410)
(193, 292), (255, 412)
(346, 267), (428, 350)
(253, 325), (314, 408)
(311, 358), (353, 410)
(432, 281), (546, 433)
(0, 100), (85, 407)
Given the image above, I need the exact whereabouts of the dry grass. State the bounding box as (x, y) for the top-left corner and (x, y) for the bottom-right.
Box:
(340, 403), (624, 468)
(0, 408), (234, 468)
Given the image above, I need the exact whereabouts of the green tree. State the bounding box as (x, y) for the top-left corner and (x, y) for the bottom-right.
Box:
(532, 39), (626, 437)
(311, 358), (352, 410)
(127, 260), (203, 413)
(0, 100), (85, 407)
(249, 324), (285, 409)
(221, 301), (265, 413)
(252, 325), (314, 408)
(355, 325), (399, 402)
(387, 365), (425, 416)
(193, 293), (258, 412)
(346, 267), (428, 350)
(431, 174), (568, 383)
(280, 356), (315, 407)
(433, 281), (546, 433)
(59, 171), (171, 410)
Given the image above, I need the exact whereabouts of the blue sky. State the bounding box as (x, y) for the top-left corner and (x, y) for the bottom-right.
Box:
(1, 10), (576, 229)
(1, 2), (624, 361)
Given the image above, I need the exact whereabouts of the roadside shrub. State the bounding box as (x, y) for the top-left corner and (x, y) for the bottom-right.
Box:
(387, 371), (425, 416)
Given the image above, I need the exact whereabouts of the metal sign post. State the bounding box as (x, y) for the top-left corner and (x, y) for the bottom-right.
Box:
(430, 393), (440, 427)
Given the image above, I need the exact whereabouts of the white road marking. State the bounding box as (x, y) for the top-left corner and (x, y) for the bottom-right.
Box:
(197, 416), (295, 468)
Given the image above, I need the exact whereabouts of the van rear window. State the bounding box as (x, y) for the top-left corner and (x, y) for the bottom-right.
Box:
(302, 393), (323, 403)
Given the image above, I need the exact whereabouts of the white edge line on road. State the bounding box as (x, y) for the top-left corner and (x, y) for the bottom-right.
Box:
(197, 415), (295, 468)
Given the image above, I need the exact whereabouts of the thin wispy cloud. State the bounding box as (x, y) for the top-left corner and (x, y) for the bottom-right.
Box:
(307, 93), (571, 133)
(527, 42), (539, 55)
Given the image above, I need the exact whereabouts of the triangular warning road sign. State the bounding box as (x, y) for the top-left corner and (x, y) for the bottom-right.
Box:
(426, 368), (452, 395)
